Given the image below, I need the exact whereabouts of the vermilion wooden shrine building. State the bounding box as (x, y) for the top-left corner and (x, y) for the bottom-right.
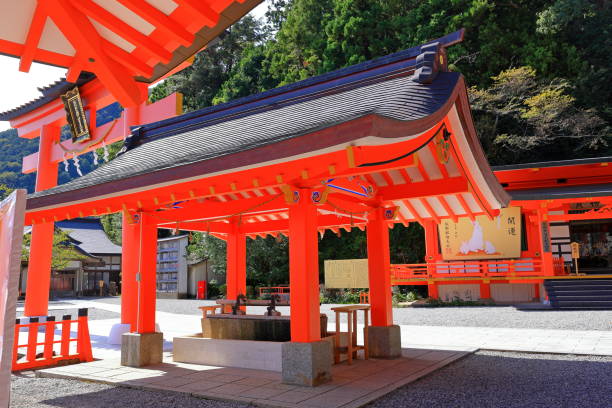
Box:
(3, 25), (611, 385)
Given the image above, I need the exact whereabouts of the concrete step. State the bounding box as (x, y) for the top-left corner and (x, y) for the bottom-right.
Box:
(546, 290), (612, 297)
(550, 300), (612, 308)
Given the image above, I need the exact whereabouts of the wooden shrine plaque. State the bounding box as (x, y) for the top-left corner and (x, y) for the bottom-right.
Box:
(61, 87), (91, 144)
(439, 207), (522, 260)
(324, 259), (369, 289)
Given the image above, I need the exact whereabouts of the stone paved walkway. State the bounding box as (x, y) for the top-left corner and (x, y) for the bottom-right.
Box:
(20, 299), (611, 359)
(37, 349), (469, 408)
(400, 325), (612, 356)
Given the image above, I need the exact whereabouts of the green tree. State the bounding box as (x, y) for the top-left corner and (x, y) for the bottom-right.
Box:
(470, 66), (610, 164)
(150, 15), (268, 111)
(0, 184), (13, 200)
(22, 229), (88, 271)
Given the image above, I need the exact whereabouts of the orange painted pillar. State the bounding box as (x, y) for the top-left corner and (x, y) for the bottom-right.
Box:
(136, 213), (158, 334)
(226, 220), (246, 312)
(121, 212), (140, 331)
(24, 123), (59, 317)
(537, 209), (554, 276)
(288, 189), (320, 342)
(423, 220), (440, 299)
(367, 207), (393, 327)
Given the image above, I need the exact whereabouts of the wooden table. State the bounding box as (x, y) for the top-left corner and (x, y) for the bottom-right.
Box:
(331, 305), (370, 364)
(199, 305), (222, 318)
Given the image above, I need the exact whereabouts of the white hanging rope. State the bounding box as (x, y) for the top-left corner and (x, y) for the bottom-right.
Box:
(72, 153), (83, 176)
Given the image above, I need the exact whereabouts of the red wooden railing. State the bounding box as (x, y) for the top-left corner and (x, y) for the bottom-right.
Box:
(391, 257), (567, 283)
(12, 308), (93, 371)
(258, 286), (290, 298)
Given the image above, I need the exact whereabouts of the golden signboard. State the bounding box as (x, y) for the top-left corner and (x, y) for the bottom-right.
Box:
(324, 259), (369, 289)
(61, 87), (91, 143)
(439, 207), (522, 260)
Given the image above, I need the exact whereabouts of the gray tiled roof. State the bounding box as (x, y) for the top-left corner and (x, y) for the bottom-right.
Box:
(29, 72), (460, 201)
(54, 218), (122, 255)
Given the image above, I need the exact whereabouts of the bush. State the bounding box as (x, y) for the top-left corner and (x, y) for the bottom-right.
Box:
(320, 289), (362, 304)
(206, 282), (221, 298)
(392, 291), (418, 306)
(425, 296), (492, 307)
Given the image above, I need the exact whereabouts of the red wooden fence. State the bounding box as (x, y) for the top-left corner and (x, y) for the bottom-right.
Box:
(12, 308), (93, 371)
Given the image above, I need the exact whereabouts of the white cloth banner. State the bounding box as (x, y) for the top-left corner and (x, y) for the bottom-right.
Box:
(0, 190), (26, 408)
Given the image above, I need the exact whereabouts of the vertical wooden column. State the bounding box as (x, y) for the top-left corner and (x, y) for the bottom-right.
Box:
(537, 209), (554, 276)
(24, 123), (59, 317)
(121, 212), (140, 331)
(136, 213), (158, 334)
(226, 219), (246, 312)
(367, 207), (393, 327)
(423, 220), (440, 299)
(288, 189), (320, 342)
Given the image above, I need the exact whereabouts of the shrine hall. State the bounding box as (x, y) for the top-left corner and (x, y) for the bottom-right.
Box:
(3, 29), (529, 385)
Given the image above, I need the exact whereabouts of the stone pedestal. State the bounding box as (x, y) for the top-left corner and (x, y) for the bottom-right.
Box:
(121, 332), (163, 367)
(281, 340), (332, 387)
(367, 325), (401, 358)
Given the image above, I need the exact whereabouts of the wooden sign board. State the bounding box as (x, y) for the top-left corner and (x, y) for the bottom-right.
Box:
(439, 207), (522, 260)
(570, 242), (580, 259)
(324, 259), (369, 289)
(61, 87), (91, 144)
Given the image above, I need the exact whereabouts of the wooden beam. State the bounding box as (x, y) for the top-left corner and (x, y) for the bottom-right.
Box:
(19, 4), (47, 72)
(175, 0), (220, 26)
(71, 0), (173, 63)
(44, 0), (147, 107)
(117, 0), (194, 46)
(377, 177), (468, 201)
(103, 39), (153, 77)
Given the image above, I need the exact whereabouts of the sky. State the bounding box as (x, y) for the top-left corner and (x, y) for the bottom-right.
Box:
(0, 1), (268, 131)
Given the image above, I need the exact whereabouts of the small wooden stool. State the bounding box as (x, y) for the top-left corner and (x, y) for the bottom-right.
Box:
(331, 305), (370, 364)
(199, 305), (222, 318)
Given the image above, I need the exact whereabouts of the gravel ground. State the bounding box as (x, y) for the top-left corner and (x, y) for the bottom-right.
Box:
(9, 373), (249, 408)
(16, 307), (120, 321)
(10, 351), (611, 408)
(369, 351), (612, 408)
(91, 297), (612, 331)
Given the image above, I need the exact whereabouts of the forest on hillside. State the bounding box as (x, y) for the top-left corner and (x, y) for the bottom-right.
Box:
(1, 0), (610, 289)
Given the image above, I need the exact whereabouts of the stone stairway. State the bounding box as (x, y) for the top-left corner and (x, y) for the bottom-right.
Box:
(544, 278), (612, 310)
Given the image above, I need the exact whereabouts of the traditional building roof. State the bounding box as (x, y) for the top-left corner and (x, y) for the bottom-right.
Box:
(0, 0), (262, 106)
(0, 73), (95, 121)
(24, 30), (511, 229)
(54, 218), (122, 255)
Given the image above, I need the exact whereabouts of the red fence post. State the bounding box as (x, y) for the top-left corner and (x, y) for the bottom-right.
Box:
(12, 319), (21, 371)
(43, 316), (56, 360)
(77, 308), (93, 362)
(26, 317), (39, 362)
(60, 314), (71, 357)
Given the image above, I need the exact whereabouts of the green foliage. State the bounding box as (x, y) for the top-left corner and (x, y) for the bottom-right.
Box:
(22, 229), (88, 271)
(320, 289), (362, 304)
(100, 212), (122, 245)
(0, 184), (13, 200)
(149, 15), (268, 111)
(0, 128), (37, 192)
(470, 66), (610, 163)
(392, 291), (419, 306)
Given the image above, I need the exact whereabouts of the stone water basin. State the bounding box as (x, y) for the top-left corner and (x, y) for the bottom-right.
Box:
(201, 314), (328, 342)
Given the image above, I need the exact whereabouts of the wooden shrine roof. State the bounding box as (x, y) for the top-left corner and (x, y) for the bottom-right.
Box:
(0, 72), (95, 121)
(29, 72), (462, 203)
(0, 0), (262, 106)
(23, 31), (511, 231)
